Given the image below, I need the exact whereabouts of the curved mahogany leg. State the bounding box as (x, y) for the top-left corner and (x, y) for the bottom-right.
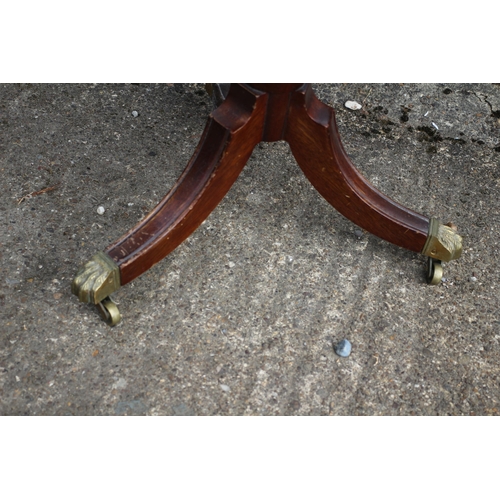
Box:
(72, 84), (267, 309)
(285, 84), (430, 253)
(110, 84), (267, 285)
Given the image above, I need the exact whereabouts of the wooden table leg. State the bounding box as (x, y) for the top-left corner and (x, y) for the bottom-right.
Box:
(108, 84), (267, 286)
(72, 84), (267, 323)
(283, 84), (461, 267)
(285, 84), (430, 253)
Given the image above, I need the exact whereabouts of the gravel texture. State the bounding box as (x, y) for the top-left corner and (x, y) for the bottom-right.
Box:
(1, 83), (499, 415)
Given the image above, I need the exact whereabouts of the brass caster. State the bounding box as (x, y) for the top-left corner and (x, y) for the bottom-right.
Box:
(426, 257), (443, 285)
(421, 218), (462, 262)
(72, 251), (121, 305)
(96, 297), (121, 326)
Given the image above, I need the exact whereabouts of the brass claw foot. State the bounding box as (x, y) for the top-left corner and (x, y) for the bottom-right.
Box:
(71, 251), (121, 304)
(421, 218), (463, 262)
(72, 251), (122, 325)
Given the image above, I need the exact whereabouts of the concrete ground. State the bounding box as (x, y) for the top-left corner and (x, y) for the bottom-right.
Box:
(1, 83), (499, 415)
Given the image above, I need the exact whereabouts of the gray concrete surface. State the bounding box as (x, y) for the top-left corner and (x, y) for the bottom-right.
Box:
(1, 83), (499, 415)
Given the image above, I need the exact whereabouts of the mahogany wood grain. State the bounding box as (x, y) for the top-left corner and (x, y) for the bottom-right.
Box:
(106, 84), (267, 285)
(285, 85), (430, 252)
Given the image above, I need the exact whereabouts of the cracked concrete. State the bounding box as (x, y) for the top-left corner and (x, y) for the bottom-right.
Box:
(1, 83), (499, 415)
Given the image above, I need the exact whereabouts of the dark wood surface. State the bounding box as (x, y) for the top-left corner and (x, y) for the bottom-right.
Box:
(104, 84), (430, 286)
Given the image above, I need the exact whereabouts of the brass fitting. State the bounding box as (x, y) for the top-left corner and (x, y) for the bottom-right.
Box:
(421, 218), (463, 262)
(71, 251), (121, 304)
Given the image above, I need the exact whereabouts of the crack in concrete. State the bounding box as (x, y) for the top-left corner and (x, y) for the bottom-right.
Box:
(473, 91), (500, 118)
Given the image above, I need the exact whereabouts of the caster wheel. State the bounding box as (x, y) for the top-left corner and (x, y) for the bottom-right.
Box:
(96, 297), (121, 326)
(426, 257), (443, 285)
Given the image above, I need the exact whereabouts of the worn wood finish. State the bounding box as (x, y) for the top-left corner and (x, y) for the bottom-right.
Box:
(106, 84), (267, 285)
(103, 83), (431, 287)
(285, 84), (429, 252)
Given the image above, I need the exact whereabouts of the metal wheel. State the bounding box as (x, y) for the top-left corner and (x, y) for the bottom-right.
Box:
(96, 297), (121, 326)
(426, 257), (443, 285)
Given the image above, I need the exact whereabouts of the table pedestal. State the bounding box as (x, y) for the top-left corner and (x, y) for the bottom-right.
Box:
(72, 84), (462, 325)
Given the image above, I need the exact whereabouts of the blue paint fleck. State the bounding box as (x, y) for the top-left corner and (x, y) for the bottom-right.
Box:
(335, 339), (352, 357)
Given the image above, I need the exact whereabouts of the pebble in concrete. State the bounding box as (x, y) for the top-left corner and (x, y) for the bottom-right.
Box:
(335, 339), (352, 357)
(345, 100), (362, 110)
